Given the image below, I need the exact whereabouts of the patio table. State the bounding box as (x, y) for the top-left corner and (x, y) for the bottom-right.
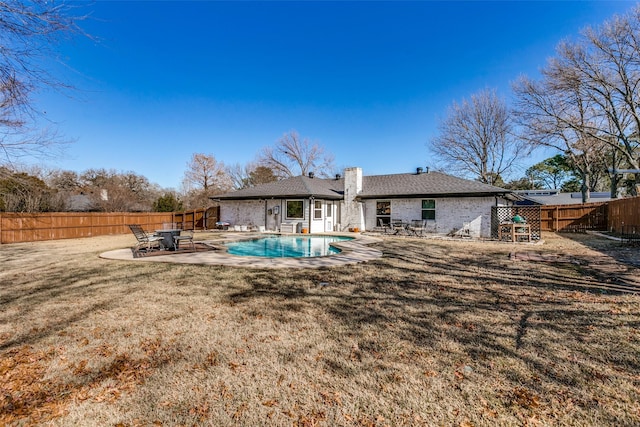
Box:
(391, 220), (409, 235)
(155, 229), (182, 250)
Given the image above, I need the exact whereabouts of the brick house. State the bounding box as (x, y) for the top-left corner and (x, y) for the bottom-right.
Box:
(212, 167), (513, 238)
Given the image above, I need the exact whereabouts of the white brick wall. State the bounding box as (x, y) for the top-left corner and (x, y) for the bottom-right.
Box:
(364, 197), (505, 237)
(342, 167), (365, 231)
(220, 200), (267, 229)
(222, 199), (325, 232)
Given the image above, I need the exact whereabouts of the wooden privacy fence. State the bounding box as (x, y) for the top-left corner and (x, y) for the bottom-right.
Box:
(0, 207), (219, 244)
(608, 196), (640, 233)
(495, 197), (639, 234)
(540, 202), (608, 232)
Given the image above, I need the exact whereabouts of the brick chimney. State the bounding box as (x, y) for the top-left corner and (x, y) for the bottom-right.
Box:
(342, 167), (364, 231)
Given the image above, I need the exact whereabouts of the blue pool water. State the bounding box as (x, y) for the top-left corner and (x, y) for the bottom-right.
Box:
(225, 235), (353, 258)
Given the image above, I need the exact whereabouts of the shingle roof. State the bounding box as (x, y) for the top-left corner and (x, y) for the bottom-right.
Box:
(213, 175), (344, 200)
(514, 190), (613, 205)
(359, 171), (509, 198)
(213, 171), (510, 200)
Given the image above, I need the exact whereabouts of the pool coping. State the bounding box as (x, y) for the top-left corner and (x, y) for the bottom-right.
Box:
(99, 232), (383, 269)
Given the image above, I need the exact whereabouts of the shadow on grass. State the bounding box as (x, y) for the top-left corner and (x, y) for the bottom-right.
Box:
(0, 261), (175, 351)
(223, 237), (640, 422)
(559, 231), (640, 268)
(2, 236), (639, 425)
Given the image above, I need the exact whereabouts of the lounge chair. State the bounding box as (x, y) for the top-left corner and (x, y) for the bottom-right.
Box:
(128, 224), (165, 254)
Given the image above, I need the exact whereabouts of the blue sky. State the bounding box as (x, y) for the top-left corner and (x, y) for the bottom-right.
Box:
(35, 0), (635, 189)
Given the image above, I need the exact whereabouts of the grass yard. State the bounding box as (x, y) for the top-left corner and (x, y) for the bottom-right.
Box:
(0, 232), (639, 426)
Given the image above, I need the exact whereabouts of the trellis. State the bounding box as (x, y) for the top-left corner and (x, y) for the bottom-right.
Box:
(491, 206), (542, 241)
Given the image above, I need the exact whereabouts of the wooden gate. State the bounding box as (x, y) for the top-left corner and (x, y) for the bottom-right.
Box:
(540, 203), (608, 232)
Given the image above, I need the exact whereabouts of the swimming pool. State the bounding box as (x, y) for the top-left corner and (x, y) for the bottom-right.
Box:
(224, 235), (354, 258)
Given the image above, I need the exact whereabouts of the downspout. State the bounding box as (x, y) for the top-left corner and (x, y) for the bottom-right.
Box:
(264, 199), (267, 231)
(309, 197), (314, 233)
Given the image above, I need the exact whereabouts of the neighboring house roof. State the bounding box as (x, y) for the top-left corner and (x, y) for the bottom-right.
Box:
(67, 194), (93, 211)
(213, 171), (510, 200)
(514, 190), (613, 205)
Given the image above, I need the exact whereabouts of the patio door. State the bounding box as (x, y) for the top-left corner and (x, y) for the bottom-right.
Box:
(376, 200), (391, 226)
(325, 201), (334, 232)
(310, 200), (323, 233)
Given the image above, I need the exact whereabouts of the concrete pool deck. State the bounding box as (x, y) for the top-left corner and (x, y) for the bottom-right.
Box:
(100, 233), (383, 269)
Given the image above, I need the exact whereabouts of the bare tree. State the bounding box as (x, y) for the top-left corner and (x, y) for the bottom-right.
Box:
(257, 130), (335, 178)
(77, 168), (158, 212)
(183, 153), (231, 192)
(226, 162), (250, 190)
(181, 153), (232, 209)
(429, 88), (526, 185)
(226, 162), (277, 189)
(47, 169), (81, 191)
(0, 168), (63, 212)
(0, 0), (85, 165)
(517, 6), (640, 196)
(513, 70), (609, 202)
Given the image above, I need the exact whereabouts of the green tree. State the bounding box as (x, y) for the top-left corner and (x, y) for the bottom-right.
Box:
(247, 166), (277, 187)
(153, 193), (183, 212)
(525, 155), (572, 189)
(502, 177), (539, 190)
(561, 178), (582, 193)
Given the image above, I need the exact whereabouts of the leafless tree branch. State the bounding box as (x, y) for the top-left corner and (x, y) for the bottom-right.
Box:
(257, 130), (335, 178)
(429, 88), (525, 185)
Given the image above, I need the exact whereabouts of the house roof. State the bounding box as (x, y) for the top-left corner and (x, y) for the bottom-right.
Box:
(213, 175), (345, 200)
(358, 171), (509, 199)
(213, 171), (510, 201)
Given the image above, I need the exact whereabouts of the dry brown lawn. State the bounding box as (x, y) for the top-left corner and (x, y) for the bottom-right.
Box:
(1, 231), (639, 426)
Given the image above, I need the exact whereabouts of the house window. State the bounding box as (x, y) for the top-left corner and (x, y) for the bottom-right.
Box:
(422, 199), (436, 220)
(376, 200), (391, 225)
(286, 200), (304, 219)
(314, 200), (322, 220)
(326, 202), (332, 218)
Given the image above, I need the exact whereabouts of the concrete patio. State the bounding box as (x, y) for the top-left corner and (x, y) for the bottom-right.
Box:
(100, 233), (383, 269)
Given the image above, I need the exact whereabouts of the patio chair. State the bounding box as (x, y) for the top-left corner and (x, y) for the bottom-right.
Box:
(377, 218), (393, 234)
(173, 230), (196, 251)
(391, 219), (408, 235)
(408, 219), (427, 237)
(128, 224), (164, 254)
